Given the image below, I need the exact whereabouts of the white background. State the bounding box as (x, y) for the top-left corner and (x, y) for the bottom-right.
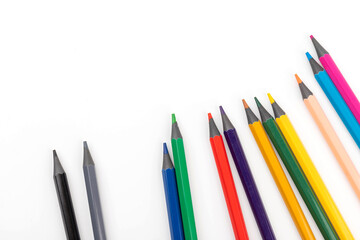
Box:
(1, 0), (360, 239)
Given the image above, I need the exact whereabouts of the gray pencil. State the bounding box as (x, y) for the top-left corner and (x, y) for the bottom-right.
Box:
(83, 141), (106, 240)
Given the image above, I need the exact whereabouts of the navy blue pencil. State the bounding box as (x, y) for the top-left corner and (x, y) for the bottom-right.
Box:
(220, 106), (276, 240)
(162, 143), (185, 240)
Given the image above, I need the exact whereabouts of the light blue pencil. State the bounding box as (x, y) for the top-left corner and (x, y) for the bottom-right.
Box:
(306, 52), (360, 149)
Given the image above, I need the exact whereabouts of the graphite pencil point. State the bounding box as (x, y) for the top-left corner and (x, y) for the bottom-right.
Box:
(53, 150), (65, 175)
(83, 141), (95, 166)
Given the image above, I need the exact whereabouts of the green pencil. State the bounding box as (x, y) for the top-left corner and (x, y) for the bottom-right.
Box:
(254, 98), (339, 240)
(171, 114), (197, 240)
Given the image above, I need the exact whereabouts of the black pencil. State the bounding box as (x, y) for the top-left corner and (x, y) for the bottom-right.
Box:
(53, 150), (81, 240)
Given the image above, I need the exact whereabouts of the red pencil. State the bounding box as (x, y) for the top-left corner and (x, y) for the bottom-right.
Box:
(208, 113), (249, 240)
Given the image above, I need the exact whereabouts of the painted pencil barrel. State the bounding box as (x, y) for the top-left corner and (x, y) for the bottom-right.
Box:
(304, 96), (360, 200)
(171, 138), (197, 240)
(314, 71), (360, 148)
(210, 135), (249, 240)
(83, 165), (106, 240)
(248, 122), (315, 240)
(162, 168), (185, 240)
(224, 129), (275, 240)
(319, 54), (360, 125)
(263, 119), (337, 240)
(275, 114), (354, 240)
(54, 174), (81, 240)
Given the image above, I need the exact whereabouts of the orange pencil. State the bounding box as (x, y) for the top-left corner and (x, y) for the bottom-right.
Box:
(296, 74), (360, 200)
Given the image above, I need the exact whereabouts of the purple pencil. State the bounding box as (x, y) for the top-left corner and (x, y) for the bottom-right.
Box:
(219, 106), (276, 240)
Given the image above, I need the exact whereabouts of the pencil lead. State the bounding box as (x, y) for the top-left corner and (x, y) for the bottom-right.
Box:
(306, 52), (324, 75)
(310, 35), (328, 58)
(254, 97), (261, 108)
(242, 99), (249, 109)
(83, 141), (95, 166)
(296, 76), (313, 100)
(295, 74), (302, 84)
(209, 113), (220, 138)
(269, 96), (286, 118)
(243, 99), (259, 124)
(219, 106), (235, 131)
(254, 97), (273, 122)
(163, 142), (169, 155)
(171, 116), (183, 140)
(306, 52), (313, 61)
(310, 35), (314, 39)
(162, 143), (174, 170)
(208, 113), (213, 120)
(53, 150), (65, 175)
(219, 105), (225, 115)
(267, 93), (275, 104)
(172, 114), (177, 124)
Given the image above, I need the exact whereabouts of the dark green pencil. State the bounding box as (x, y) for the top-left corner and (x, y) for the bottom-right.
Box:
(255, 97), (339, 240)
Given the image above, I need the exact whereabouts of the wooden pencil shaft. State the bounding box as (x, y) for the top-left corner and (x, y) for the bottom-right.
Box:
(304, 96), (360, 200)
(54, 173), (81, 240)
(84, 165), (106, 240)
(262, 118), (337, 239)
(275, 114), (353, 239)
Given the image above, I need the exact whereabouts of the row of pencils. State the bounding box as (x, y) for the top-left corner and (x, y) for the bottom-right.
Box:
(161, 36), (360, 240)
(53, 142), (106, 240)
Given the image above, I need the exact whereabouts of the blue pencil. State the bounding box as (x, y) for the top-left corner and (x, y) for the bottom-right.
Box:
(306, 52), (360, 149)
(162, 143), (185, 240)
(220, 106), (276, 240)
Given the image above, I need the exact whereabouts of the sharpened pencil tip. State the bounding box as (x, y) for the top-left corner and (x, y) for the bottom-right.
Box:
(163, 143), (169, 154)
(171, 114), (176, 124)
(254, 97), (261, 107)
(219, 106), (225, 115)
(83, 141), (88, 149)
(53, 150), (58, 158)
(310, 35), (314, 39)
(53, 150), (65, 175)
(295, 74), (302, 84)
(242, 99), (249, 109)
(208, 113), (213, 120)
(267, 93), (275, 104)
(306, 52), (313, 60)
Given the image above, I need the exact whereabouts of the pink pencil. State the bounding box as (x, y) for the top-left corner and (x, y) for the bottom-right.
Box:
(296, 74), (360, 200)
(310, 35), (360, 125)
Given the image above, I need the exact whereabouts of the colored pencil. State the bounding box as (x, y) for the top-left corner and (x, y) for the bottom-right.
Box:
(268, 94), (354, 240)
(310, 35), (360, 125)
(243, 100), (317, 240)
(162, 143), (185, 240)
(171, 114), (197, 240)
(219, 106), (275, 240)
(254, 98), (336, 240)
(208, 113), (249, 240)
(296, 74), (360, 200)
(306, 52), (360, 148)
(83, 142), (106, 240)
(53, 150), (81, 240)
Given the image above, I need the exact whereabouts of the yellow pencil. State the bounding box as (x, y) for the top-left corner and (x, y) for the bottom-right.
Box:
(268, 94), (354, 240)
(243, 100), (315, 240)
